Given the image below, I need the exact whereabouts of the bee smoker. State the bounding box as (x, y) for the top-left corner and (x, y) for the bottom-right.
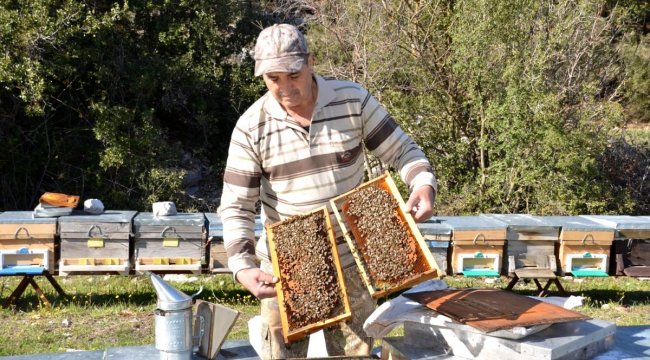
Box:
(150, 273), (203, 360)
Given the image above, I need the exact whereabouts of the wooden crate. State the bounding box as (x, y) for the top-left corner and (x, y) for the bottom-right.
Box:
(483, 214), (560, 275)
(438, 216), (506, 277)
(330, 172), (439, 298)
(133, 212), (206, 274)
(205, 213), (263, 273)
(267, 206), (351, 344)
(0, 212), (57, 271)
(554, 216), (615, 277)
(58, 210), (136, 275)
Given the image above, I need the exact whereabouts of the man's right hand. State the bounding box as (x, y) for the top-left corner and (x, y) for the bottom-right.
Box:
(236, 267), (279, 299)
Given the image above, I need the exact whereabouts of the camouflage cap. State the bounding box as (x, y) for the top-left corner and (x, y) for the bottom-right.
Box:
(254, 24), (309, 77)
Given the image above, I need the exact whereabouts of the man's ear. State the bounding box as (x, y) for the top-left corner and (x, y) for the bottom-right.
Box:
(307, 53), (315, 68)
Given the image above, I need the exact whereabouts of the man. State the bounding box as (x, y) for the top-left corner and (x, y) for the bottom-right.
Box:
(220, 23), (437, 359)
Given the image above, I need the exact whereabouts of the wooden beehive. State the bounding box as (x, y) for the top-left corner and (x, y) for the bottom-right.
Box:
(0, 212), (57, 272)
(330, 172), (439, 298)
(205, 213), (263, 273)
(58, 210), (137, 276)
(439, 216), (507, 277)
(552, 216), (615, 277)
(267, 206), (351, 344)
(581, 215), (649, 277)
(417, 217), (453, 276)
(483, 214), (560, 275)
(133, 212), (206, 274)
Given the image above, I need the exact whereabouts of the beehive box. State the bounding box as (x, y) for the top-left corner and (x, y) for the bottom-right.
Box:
(330, 172), (439, 298)
(549, 216), (615, 277)
(483, 214), (560, 275)
(439, 216), (507, 277)
(133, 212), (206, 274)
(266, 206), (351, 344)
(58, 210), (137, 276)
(417, 217), (453, 276)
(0, 211), (57, 271)
(581, 215), (649, 277)
(205, 213), (263, 273)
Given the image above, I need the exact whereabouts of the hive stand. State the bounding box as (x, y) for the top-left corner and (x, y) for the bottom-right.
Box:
(0, 266), (66, 308)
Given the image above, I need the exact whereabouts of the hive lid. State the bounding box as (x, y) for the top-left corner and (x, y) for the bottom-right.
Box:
(150, 273), (192, 310)
(0, 211), (58, 224)
(205, 213), (262, 239)
(134, 212), (205, 226)
(435, 216), (507, 231)
(580, 215), (650, 238)
(481, 214), (560, 232)
(418, 217), (453, 238)
(57, 210), (138, 223)
(544, 216), (613, 232)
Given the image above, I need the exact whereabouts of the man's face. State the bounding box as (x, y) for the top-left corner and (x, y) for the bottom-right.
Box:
(262, 61), (314, 110)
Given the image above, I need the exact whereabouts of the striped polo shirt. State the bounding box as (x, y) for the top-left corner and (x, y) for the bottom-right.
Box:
(220, 75), (437, 277)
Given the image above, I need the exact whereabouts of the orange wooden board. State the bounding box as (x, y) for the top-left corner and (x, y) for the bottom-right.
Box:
(404, 288), (589, 333)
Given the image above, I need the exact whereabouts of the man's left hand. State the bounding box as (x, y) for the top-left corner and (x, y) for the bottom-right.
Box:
(404, 185), (436, 222)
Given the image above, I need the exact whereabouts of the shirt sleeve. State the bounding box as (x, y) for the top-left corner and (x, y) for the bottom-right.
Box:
(219, 116), (262, 278)
(359, 88), (438, 193)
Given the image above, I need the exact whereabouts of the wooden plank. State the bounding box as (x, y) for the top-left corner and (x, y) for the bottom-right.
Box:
(507, 228), (558, 241)
(60, 232), (131, 240)
(59, 222), (130, 234)
(134, 238), (204, 259)
(513, 268), (557, 279)
(60, 238), (130, 259)
(452, 229), (506, 242)
(560, 230), (614, 243)
(134, 224), (203, 234)
(209, 241), (228, 271)
(507, 241), (555, 269)
(0, 224), (57, 239)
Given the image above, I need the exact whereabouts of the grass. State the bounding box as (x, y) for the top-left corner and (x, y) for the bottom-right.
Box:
(0, 273), (649, 356)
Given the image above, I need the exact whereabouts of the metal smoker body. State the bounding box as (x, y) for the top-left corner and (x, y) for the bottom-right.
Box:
(151, 273), (202, 360)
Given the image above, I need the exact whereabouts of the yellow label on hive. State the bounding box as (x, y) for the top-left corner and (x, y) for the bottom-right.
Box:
(79, 258), (95, 265)
(87, 238), (104, 248)
(163, 238), (179, 247)
(153, 258), (169, 265)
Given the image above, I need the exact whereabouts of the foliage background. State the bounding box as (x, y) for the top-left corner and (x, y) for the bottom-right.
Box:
(1, 0), (648, 215)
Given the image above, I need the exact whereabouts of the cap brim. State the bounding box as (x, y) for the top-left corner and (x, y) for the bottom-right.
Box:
(255, 55), (306, 77)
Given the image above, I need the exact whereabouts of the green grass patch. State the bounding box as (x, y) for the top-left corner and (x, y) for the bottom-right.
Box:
(0, 274), (648, 356)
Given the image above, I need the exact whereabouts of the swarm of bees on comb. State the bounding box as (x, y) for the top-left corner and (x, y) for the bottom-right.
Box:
(272, 211), (343, 329)
(344, 185), (418, 286)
